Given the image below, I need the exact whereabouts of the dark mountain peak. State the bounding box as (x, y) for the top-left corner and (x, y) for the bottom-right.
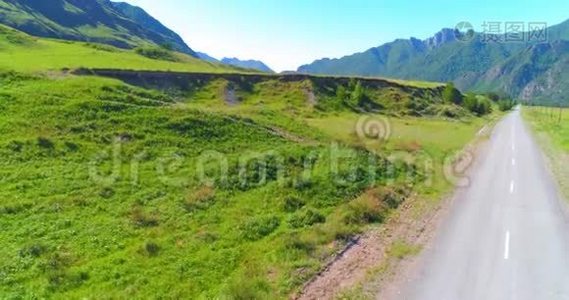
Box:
(424, 28), (458, 48)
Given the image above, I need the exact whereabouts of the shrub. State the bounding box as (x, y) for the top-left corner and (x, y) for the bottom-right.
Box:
(336, 79), (379, 112)
(281, 196), (305, 212)
(99, 187), (115, 199)
(64, 141), (79, 152)
(341, 188), (406, 225)
(144, 241), (160, 257)
(130, 206), (159, 228)
(37, 137), (54, 149)
(184, 186), (216, 212)
(288, 209), (326, 228)
(486, 92), (501, 102)
(7, 140), (24, 152)
(241, 216), (280, 241)
(282, 232), (316, 253)
(19, 244), (46, 257)
(342, 194), (386, 225)
(463, 93), (493, 116)
(442, 82), (464, 105)
(135, 46), (178, 61)
(85, 43), (117, 52)
(498, 99), (516, 111)
(224, 275), (271, 300)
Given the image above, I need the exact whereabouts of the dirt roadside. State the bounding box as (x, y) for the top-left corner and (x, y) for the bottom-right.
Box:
(295, 123), (496, 300)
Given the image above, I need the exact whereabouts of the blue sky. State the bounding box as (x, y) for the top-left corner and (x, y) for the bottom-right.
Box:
(122, 0), (569, 71)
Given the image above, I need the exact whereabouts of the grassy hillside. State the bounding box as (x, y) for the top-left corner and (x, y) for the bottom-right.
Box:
(0, 25), (241, 73)
(0, 17), (501, 298)
(0, 66), (494, 298)
(0, 0), (196, 55)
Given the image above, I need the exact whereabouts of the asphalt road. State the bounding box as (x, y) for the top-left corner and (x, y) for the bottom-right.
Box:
(401, 109), (569, 300)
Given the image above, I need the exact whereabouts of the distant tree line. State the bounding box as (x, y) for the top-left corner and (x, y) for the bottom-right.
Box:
(443, 83), (517, 116)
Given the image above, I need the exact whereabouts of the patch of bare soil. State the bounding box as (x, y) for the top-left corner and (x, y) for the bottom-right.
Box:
(294, 192), (450, 300)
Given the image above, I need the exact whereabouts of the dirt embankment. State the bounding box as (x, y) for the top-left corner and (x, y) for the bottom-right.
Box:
(72, 68), (443, 97)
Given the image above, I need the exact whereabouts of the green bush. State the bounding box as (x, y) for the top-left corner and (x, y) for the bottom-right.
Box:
(463, 93), (493, 116)
(241, 216), (280, 241)
(130, 206), (159, 228)
(19, 244), (46, 258)
(288, 209), (326, 228)
(343, 195), (385, 225)
(283, 234), (311, 253)
(134, 46), (178, 62)
(498, 99), (516, 111)
(37, 137), (55, 149)
(281, 196), (305, 212)
(224, 275), (271, 300)
(144, 241), (160, 257)
(336, 79), (380, 112)
(442, 82), (464, 105)
(183, 186), (216, 212)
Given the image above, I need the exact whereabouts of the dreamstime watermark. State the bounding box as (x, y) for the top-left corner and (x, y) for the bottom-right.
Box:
(443, 149), (475, 188)
(88, 116), (476, 191)
(454, 21), (548, 43)
(355, 115), (391, 141)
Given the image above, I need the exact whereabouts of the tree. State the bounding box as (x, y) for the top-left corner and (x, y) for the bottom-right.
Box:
(464, 93), (493, 116)
(498, 99), (516, 111)
(486, 92), (501, 102)
(463, 93), (478, 112)
(442, 82), (464, 105)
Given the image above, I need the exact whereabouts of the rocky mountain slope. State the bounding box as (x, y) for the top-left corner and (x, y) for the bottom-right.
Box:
(299, 20), (569, 104)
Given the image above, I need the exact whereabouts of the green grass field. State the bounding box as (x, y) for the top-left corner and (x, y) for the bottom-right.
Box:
(0, 72), (425, 298)
(523, 106), (569, 198)
(0, 24), (499, 299)
(0, 25), (242, 73)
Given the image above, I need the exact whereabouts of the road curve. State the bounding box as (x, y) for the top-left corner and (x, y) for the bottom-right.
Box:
(400, 108), (569, 300)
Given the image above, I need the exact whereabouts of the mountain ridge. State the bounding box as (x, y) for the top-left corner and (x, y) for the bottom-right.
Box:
(298, 20), (569, 104)
(0, 0), (197, 56)
(221, 57), (274, 73)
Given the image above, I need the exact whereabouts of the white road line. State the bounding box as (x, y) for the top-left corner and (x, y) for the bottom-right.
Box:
(512, 158), (516, 166)
(510, 180), (515, 194)
(505, 231), (511, 260)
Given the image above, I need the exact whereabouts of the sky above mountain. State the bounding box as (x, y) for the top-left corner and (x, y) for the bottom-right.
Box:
(122, 0), (569, 72)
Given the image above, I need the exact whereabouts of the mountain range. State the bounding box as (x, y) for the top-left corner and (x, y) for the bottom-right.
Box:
(2, 0), (569, 104)
(0, 0), (196, 56)
(0, 0), (278, 72)
(299, 20), (569, 105)
(196, 52), (274, 73)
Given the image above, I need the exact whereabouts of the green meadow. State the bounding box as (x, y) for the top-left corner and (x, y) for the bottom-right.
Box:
(0, 25), (241, 73)
(0, 25), (499, 298)
(523, 106), (569, 198)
